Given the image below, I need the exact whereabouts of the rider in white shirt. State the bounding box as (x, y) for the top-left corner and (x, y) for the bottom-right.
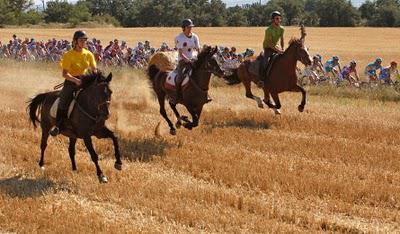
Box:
(171, 18), (200, 104)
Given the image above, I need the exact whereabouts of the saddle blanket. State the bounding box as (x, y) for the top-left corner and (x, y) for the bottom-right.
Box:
(50, 90), (82, 118)
(164, 70), (189, 90)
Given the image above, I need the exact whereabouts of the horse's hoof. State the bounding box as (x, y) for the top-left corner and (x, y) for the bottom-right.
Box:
(40, 166), (45, 171)
(98, 175), (108, 183)
(114, 162), (122, 171)
(170, 129), (177, 135)
(298, 105), (304, 112)
(176, 121), (182, 129)
(184, 123), (193, 130)
(181, 116), (189, 122)
(273, 109), (281, 115)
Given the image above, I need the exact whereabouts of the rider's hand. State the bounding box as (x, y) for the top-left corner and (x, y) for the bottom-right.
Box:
(74, 78), (82, 87)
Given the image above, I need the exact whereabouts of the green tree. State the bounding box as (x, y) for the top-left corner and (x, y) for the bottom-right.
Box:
(45, 0), (73, 23)
(226, 6), (248, 26)
(69, 1), (92, 26)
(0, 0), (32, 25)
(316, 0), (360, 26)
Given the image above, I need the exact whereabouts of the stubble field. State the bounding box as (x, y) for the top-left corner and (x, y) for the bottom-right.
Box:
(0, 27), (399, 233)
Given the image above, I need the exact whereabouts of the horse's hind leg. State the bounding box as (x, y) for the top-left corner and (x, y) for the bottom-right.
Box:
(83, 136), (107, 183)
(291, 85), (306, 112)
(68, 138), (77, 171)
(39, 131), (49, 169)
(158, 95), (176, 135)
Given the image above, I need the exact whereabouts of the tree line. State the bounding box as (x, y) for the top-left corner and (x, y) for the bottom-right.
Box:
(1, 0), (400, 27)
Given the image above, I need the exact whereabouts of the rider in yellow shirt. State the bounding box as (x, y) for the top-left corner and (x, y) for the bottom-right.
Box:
(50, 30), (97, 136)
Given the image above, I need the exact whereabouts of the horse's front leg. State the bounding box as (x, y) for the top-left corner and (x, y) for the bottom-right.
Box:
(83, 136), (108, 183)
(95, 127), (122, 170)
(184, 105), (203, 130)
(291, 85), (306, 112)
(270, 92), (282, 115)
(263, 87), (277, 109)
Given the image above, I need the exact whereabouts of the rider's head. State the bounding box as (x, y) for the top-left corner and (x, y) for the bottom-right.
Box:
(182, 19), (194, 35)
(332, 56), (339, 63)
(72, 30), (88, 50)
(375, 58), (382, 65)
(271, 11), (282, 26)
(350, 60), (357, 68)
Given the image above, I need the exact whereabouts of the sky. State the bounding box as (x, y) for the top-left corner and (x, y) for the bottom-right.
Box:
(34, 0), (366, 8)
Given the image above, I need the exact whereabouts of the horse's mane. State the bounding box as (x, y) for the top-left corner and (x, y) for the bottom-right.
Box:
(193, 47), (212, 69)
(286, 37), (303, 51)
(80, 71), (106, 89)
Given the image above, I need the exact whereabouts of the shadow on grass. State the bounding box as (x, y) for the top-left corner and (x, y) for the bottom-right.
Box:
(204, 118), (271, 130)
(120, 137), (173, 162)
(0, 175), (55, 198)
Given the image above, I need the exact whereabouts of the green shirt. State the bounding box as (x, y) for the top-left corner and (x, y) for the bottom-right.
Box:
(263, 25), (284, 49)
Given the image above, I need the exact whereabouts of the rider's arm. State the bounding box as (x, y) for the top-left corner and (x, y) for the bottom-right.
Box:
(337, 63), (342, 73)
(62, 69), (81, 86)
(353, 68), (360, 81)
(318, 62), (325, 74)
(178, 49), (191, 63)
(280, 32), (284, 51)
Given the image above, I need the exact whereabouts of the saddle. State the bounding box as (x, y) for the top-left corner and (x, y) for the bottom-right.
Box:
(248, 53), (279, 79)
(164, 69), (190, 91)
(50, 90), (82, 119)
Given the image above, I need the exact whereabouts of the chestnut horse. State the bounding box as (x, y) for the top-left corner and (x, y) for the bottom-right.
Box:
(148, 46), (224, 135)
(237, 27), (312, 114)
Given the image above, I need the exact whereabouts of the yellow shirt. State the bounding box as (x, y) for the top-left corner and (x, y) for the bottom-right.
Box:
(59, 48), (96, 77)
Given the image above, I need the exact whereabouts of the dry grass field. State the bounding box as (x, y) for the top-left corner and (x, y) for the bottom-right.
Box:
(0, 27), (400, 233)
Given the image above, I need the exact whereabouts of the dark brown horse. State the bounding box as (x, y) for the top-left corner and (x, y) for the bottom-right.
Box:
(27, 72), (121, 183)
(148, 46), (224, 135)
(237, 27), (312, 114)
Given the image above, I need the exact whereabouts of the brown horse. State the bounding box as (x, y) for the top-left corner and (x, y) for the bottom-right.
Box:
(27, 72), (121, 183)
(237, 28), (312, 114)
(148, 46), (224, 135)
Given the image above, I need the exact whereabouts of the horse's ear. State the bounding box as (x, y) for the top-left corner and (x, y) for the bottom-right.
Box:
(105, 72), (112, 82)
(212, 46), (218, 54)
(300, 23), (306, 44)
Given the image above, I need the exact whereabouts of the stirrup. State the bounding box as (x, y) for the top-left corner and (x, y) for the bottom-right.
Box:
(49, 126), (60, 137)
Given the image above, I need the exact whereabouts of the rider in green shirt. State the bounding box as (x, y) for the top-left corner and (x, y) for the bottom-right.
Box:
(259, 11), (285, 86)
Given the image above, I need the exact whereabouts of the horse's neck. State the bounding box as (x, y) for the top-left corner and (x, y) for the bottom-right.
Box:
(281, 46), (298, 70)
(192, 67), (211, 91)
(77, 86), (97, 113)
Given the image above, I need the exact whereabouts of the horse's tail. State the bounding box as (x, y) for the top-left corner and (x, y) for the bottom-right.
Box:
(27, 92), (49, 128)
(147, 64), (160, 86)
(224, 68), (241, 85)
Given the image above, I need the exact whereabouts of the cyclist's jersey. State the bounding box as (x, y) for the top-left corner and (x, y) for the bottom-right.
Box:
(340, 66), (351, 78)
(380, 67), (398, 80)
(364, 63), (381, 76)
(324, 59), (339, 73)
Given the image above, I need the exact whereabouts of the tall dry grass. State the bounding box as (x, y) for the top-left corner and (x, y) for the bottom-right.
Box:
(0, 28), (400, 233)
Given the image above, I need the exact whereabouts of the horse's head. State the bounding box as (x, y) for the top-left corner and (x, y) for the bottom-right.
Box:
(195, 46), (225, 77)
(81, 71), (113, 121)
(288, 38), (312, 66)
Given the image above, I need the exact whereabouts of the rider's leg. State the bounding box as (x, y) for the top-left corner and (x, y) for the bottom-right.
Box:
(49, 80), (76, 136)
(170, 61), (185, 105)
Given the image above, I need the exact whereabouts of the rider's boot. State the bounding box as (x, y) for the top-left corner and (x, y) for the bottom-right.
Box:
(49, 108), (67, 137)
